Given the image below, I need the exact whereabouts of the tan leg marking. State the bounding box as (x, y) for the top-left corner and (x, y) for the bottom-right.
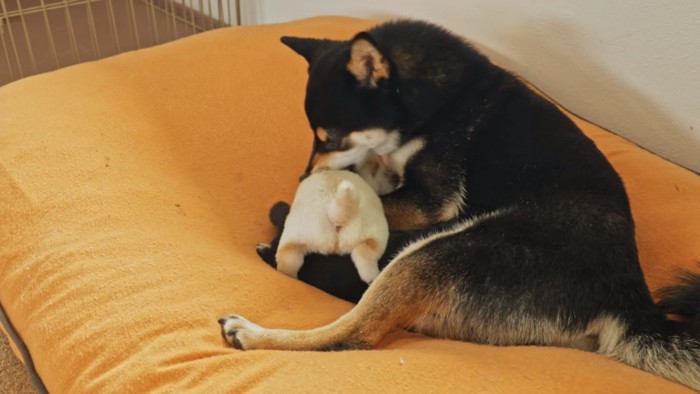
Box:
(383, 201), (433, 231)
(438, 194), (465, 222)
(438, 181), (467, 222)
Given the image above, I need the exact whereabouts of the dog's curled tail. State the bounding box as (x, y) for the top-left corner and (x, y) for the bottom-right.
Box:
(327, 180), (359, 227)
(602, 271), (700, 390)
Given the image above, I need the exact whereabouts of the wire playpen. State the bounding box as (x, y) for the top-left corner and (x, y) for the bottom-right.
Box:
(0, 0), (240, 85)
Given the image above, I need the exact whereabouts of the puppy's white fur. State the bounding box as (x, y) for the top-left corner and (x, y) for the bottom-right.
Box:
(325, 129), (400, 170)
(276, 170), (388, 284)
(355, 137), (426, 195)
(324, 127), (425, 197)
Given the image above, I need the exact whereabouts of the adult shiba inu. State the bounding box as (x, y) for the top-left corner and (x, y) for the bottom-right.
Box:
(220, 20), (700, 390)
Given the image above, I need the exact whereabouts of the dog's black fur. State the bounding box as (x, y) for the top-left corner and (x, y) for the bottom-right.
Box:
(238, 20), (699, 389)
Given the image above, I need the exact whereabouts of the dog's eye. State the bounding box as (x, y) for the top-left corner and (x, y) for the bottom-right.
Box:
(325, 128), (344, 142)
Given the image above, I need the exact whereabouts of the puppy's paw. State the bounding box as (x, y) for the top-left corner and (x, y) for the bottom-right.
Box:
(218, 315), (266, 350)
(256, 243), (271, 254)
(256, 243), (276, 267)
(357, 265), (381, 284)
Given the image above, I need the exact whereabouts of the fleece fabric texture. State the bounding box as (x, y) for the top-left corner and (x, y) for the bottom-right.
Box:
(0, 16), (698, 393)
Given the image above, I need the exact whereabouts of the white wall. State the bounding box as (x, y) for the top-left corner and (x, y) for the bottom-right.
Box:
(241, 0), (700, 172)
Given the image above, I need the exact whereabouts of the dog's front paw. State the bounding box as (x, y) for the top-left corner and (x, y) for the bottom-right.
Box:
(218, 315), (265, 350)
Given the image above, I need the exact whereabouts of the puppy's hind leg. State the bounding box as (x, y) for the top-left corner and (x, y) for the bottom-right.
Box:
(275, 243), (306, 278)
(219, 249), (451, 351)
(350, 239), (382, 284)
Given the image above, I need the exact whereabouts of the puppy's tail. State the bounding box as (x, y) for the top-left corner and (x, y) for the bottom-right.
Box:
(600, 271), (700, 390)
(327, 180), (359, 227)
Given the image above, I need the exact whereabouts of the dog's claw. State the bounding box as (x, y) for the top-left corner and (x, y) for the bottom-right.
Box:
(228, 330), (245, 349)
(219, 315), (265, 350)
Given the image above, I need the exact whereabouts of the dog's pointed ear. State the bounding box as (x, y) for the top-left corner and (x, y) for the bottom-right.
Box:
(347, 32), (390, 88)
(280, 36), (336, 64)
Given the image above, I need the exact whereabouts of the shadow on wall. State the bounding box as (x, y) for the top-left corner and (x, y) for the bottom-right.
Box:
(477, 17), (698, 173)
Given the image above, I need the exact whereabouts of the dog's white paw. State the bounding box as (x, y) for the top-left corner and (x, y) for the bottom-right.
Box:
(218, 315), (266, 350)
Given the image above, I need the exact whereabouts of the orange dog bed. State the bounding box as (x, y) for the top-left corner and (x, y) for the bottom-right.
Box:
(0, 16), (698, 393)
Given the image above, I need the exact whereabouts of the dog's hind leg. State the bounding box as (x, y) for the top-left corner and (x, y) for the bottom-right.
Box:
(219, 247), (453, 351)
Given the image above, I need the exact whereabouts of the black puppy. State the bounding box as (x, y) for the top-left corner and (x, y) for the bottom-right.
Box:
(223, 20), (700, 390)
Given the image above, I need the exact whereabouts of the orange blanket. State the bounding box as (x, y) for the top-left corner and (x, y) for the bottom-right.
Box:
(0, 16), (698, 393)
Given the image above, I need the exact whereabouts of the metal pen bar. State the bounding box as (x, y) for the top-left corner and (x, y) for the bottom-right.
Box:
(85, 0), (101, 59)
(180, 0), (189, 35)
(235, 0), (241, 26)
(1, 17), (16, 81)
(62, 0), (81, 63)
(187, 0), (196, 33)
(15, 0), (38, 74)
(0, 0), (25, 77)
(198, 0), (204, 28)
(169, 0), (178, 39)
(148, 0), (212, 34)
(2, 0), (97, 18)
(127, 0), (141, 48)
(38, 0), (59, 68)
(106, 0), (121, 53)
(147, 0), (161, 45)
(176, 0), (186, 36)
(1, 0), (226, 85)
(206, 0), (213, 29)
(161, 0), (172, 41)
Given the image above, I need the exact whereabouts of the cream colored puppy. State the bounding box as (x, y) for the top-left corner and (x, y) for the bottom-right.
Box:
(275, 170), (388, 284)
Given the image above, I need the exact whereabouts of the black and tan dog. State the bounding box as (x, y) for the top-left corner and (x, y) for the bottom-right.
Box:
(220, 20), (700, 390)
